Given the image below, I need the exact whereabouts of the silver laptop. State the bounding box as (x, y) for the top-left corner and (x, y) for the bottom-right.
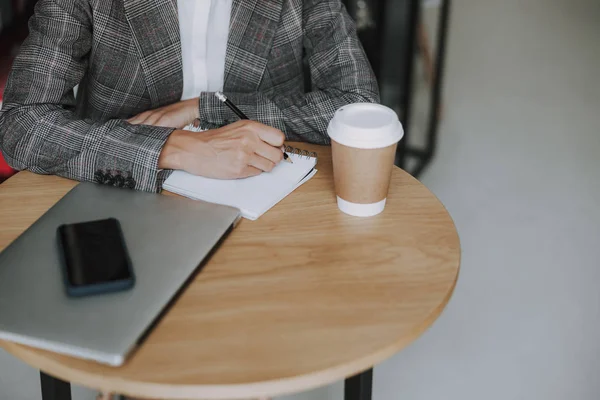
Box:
(0, 182), (240, 366)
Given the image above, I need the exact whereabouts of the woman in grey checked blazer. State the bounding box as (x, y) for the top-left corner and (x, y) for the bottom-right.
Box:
(0, 0), (378, 193)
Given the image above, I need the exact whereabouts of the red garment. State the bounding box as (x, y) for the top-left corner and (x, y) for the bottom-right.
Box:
(1, 74), (17, 181)
(0, 0), (35, 181)
(0, 159), (14, 180)
(0, 131), (13, 180)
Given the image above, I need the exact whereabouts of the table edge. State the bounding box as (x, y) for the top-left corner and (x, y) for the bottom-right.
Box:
(0, 260), (459, 399)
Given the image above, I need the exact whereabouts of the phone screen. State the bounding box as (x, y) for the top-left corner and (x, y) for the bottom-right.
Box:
(58, 218), (133, 287)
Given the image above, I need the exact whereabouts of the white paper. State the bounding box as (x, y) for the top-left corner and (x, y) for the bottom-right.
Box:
(164, 153), (318, 220)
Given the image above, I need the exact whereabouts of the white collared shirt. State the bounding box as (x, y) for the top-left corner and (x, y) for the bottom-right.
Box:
(177, 0), (232, 101)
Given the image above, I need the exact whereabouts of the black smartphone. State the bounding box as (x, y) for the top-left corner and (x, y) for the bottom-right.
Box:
(57, 218), (135, 297)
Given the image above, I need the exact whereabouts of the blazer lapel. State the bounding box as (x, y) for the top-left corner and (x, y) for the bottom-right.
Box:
(224, 0), (284, 91)
(124, 0), (183, 107)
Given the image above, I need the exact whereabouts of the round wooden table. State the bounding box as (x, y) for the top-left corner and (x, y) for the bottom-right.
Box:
(0, 143), (460, 400)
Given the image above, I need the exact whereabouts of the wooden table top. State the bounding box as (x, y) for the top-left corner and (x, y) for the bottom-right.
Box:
(0, 144), (460, 400)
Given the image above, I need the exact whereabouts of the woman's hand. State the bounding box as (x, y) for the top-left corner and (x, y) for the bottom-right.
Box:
(158, 120), (285, 179)
(128, 98), (199, 129)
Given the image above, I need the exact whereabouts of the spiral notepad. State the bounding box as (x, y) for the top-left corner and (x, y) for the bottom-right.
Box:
(163, 145), (318, 220)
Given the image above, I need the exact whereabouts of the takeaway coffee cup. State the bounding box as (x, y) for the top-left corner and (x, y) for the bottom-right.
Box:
(327, 103), (404, 217)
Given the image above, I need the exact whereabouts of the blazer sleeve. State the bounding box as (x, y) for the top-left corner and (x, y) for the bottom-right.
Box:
(0, 0), (173, 192)
(197, 0), (380, 145)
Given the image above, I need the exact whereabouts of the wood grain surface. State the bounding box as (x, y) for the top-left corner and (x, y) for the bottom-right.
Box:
(0, 143), (460, 400)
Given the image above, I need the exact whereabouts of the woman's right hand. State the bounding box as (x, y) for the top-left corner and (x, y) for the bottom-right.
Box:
(158, 120), (285, 179)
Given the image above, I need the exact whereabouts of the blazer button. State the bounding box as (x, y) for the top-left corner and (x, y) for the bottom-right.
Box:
(94, 170), (107, 184)
(104, 170), (115, 186)
(124, 177), (136, 189)
(114, 175), (125, 188)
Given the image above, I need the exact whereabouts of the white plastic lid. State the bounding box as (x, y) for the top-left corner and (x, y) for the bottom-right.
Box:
(327, 103), (404, 149)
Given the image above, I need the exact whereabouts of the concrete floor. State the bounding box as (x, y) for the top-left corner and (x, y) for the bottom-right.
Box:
(2, 0), (600, 399)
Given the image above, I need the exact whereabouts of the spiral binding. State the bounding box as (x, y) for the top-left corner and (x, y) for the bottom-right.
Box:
(284, 145), (318, 160)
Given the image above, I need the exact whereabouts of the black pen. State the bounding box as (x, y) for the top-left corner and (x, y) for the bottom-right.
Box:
(215, 91), (293, 163)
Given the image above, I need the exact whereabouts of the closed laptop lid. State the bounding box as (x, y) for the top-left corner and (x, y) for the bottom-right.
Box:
(0, 182), (240, 366)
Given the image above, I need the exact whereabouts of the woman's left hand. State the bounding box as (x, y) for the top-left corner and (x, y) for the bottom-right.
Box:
(127, 98), (199, 129)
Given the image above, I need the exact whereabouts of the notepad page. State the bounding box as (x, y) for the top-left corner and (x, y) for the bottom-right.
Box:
(164, 153), (317, 220)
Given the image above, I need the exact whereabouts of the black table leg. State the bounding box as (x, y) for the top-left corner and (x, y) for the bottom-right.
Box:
(344, 368), (373, 400)
(40, 371), (72, 400)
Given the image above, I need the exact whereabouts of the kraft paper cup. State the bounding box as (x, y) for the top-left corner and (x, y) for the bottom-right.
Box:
(328, 103), (404, 217)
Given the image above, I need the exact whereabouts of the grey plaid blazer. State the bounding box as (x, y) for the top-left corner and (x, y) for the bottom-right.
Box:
(0, 0), (378, 192)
